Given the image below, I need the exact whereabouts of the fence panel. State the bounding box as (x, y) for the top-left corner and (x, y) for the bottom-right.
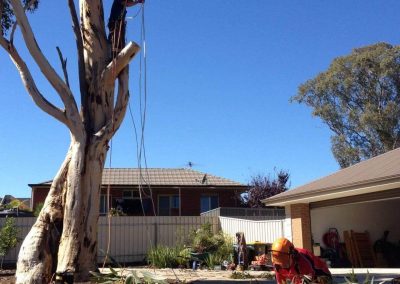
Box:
(1, 216), (284, 263)
(218, 216), (284, 243)
(201, 207), (285, 220)
(0, 217), (36, 263)
(1, 216), (219, 264)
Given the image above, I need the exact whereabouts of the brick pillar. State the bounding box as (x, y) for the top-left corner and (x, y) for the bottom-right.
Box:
(290, 203), (312, 251)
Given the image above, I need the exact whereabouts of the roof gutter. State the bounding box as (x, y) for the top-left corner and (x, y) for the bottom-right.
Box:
(262, 175), (400, 206)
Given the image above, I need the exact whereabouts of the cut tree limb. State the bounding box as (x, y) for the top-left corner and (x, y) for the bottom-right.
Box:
(102, 41), (140, 85)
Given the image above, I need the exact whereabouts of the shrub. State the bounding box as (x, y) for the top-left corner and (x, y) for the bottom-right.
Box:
(0, 217), (20, 268)
(204, 253), (223, 269)
(108, 208), (126, 216)
(147, 245), (189, 268)
(34, 203), (44, 217)
(188, 223), (234, 261)
(188, 223), (227, 254)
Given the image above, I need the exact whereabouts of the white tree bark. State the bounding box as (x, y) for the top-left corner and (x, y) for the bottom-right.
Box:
(0, 0), (140, 282)
(16, 145), (72, 283)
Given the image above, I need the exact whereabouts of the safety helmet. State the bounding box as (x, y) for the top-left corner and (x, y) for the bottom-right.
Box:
(270, 238), (294, 268)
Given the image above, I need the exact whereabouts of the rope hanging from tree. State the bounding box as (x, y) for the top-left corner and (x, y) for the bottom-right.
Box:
(102, 0), (145, 268)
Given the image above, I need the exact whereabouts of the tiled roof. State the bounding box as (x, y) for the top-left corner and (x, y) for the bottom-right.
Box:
(102, 168), (245, 186)
(264, 147), (400, 203)
(31, 168), (246, 187)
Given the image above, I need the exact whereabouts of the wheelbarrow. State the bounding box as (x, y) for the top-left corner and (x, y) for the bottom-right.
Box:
(190, 252), (210, 270)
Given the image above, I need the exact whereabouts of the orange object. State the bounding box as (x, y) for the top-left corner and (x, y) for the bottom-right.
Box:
(271, 238), (294, 268)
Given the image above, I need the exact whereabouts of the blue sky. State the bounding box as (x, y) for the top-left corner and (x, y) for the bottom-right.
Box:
(1, 1), (400, 198)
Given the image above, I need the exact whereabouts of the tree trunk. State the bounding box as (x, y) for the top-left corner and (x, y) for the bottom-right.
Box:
(5, 0), (140, 282)
(16, 144), (72, 283)
(57, 139), (109, 281)
(16, 138), (109, 283)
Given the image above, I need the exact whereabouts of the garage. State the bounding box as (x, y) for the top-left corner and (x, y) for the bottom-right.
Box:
(263, 147), (400, 268)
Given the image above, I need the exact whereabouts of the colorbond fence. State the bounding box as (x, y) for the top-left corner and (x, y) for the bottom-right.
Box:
(0, 216), (219, 264)
(1, 215), (284, 264)
(219, 216), (285, 243)
(97, 216), (219, 263)
(201, 207), (285, 220)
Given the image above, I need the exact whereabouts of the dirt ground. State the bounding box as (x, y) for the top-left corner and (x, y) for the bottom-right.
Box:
(100, 267), (275, 282)
(0, 269), (15, 284)
(4, 268), (400, 283)
(0, 268), (274, 284)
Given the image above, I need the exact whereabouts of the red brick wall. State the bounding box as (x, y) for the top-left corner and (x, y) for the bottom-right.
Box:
(290, 203), (312, 251)
(31, 187), (49, 210)
(32, 186), (241, 216)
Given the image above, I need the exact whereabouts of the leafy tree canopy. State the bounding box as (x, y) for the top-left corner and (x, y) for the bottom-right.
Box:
(293, 43), (400, 168)
(1, 0), (38, 36)
(242, 170), (289, 208)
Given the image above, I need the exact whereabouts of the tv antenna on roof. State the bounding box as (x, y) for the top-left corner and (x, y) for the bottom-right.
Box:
(184, 161), (204, 169)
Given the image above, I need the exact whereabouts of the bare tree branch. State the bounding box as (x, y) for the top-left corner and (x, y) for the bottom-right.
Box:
(102, 41), (140, 85)
(67, 0), (87, 106)
(9, 0), (83, 136)
(112, 67), (130, 136)
(0, 37), (67, 125)
(56, 46), (70, 88)
(9, 20), (17, 43)
(94, 67), (130, 143)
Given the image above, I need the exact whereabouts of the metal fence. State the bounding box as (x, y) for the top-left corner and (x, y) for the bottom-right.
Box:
(201, 207), (285, 220)
(0, 215), (285, 264)
(0, 216), (219, 264)
(219, 216), (285, 243)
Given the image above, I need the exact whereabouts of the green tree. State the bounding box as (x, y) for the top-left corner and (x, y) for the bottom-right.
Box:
(293, 43), (400, 168)
(0, 217), (20, 269)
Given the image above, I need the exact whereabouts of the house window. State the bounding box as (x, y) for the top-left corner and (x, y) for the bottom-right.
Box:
(122, 190), (140, 199)
(200, 195), (218, 213)
(120, 190), (149, 215)
(100, 194), (107, 214)
(158, 195), (180, 216)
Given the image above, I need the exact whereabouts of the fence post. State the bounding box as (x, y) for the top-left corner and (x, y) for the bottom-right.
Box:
(154, 221), (158, 247)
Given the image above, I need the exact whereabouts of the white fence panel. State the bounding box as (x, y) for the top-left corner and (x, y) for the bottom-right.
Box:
(1, 216), (285, 263)
(219, 216), (284, 243)
(1, 216), (219, 264)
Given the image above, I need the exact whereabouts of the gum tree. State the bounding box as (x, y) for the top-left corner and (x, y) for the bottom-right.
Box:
(293, 43), (400, 168)
(1, 0), (141, 282)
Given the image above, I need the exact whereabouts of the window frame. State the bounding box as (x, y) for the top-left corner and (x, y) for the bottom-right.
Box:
(100, 194), (109, 214)
(122, 189), (141, 200)
(158, 194), (180, 216)
(200, 195), (219, 213)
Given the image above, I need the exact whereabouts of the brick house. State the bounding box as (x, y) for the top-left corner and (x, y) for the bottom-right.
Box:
(262, 147), (400, 260)
(30, 168), (247, 216)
